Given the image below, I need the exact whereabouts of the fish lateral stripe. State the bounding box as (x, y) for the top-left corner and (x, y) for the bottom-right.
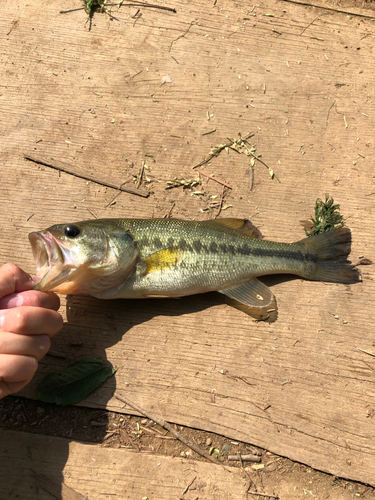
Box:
(247, 246), (307, 261)
(139, 238), (306, 261)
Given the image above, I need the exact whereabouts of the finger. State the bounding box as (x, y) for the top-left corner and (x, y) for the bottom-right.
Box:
(0, 290), (60, 311)
(0, 307), (63, 337)
(0, 354), (38, 399)
(0, 263), (37, 300)
(0, 331), (50, 361)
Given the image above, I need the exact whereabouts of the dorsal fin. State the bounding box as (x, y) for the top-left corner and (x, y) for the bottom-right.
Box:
(208, 218), (263, 239)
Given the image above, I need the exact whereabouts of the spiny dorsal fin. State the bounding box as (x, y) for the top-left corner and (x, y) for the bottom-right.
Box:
(208, 218), (263, 239)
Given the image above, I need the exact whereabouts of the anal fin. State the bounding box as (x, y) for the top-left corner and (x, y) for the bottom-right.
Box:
(219, 279), (277, 321)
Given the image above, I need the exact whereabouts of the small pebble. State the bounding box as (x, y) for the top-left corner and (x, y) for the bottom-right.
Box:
(36, 407), (45, 418)
(265, 462), (278, 472)
(90, 421), (107, 427)
(180, 451), (185, 457)
(222, 443), (232, 455)
(141, 419), (148, 425)
(206, 438), (212, 446)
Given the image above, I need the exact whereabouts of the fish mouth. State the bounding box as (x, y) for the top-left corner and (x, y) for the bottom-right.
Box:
(28, 231), (77, 292)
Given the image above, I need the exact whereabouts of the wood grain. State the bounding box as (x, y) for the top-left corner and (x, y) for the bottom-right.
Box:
(1, 0), (374, 485)
(0, 429), (247, 499)
(1, 429), (365, 499)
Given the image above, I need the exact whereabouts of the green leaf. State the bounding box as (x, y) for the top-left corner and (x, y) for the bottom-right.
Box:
(37, 357), (116, 406)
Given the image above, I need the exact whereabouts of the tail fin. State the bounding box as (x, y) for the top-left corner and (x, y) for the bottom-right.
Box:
(298, 227), (361, 284)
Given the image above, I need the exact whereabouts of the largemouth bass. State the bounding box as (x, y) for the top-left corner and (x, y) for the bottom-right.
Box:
(28, 218), (360, 316)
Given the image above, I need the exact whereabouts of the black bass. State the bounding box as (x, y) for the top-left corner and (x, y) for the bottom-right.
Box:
(28, 218), (360, 315)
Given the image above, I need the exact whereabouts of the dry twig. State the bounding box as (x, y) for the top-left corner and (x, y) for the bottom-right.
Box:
(140, 426), (176, 439)
(280, 0), (375, 19)
(163, 202), (176, 218)
(196, 170), (232, 189)
(357, 348), (375, 358)
(24, 154), (149, 198)
(247, 492), (278, 499)
(215, 185), (226, 218)
(300, 16), (319, 35)
(192, 132), (279, 186)
(86, 208), (99, 219)
(247, 152), (280, 183)
(169, 21), (194, 51)
(192, 132), (254, 170)
(114, 392), (218, 464)
(249, 166), (254, 191)
(182, 475), (197, 495)
(115, 1), (176, 13)
(136, 162), (145, 189)
(228, 454), (261, 462)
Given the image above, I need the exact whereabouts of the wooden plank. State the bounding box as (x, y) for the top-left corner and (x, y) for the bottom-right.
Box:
(0, 429), (248, 499)
(0, 429), (366, 500)
(1, 0), (374, 486)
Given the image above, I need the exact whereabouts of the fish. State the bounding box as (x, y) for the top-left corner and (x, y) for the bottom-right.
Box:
(28, 218), (360, 318)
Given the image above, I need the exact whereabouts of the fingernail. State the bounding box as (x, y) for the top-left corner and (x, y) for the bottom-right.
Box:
(0, 314), (4, 328)
(39, 335), (50, 352)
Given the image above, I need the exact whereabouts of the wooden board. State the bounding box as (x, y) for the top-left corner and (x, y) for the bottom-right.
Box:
(0, 429), (248, 499)
(1, 429), (369, 500)
(1, 0), (374, 486)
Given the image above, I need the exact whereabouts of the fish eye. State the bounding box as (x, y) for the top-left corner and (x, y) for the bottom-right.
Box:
(64, 225), (80, 238)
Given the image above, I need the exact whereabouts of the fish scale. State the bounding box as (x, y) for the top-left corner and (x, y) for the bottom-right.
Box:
(118, 222), (303, 298)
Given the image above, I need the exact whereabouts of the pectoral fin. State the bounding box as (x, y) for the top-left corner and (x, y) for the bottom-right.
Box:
(143, 247), (182, 274)
(219, 279), (277, 321)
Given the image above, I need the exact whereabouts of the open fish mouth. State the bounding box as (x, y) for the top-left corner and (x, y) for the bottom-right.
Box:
(28, 231), (77, 292)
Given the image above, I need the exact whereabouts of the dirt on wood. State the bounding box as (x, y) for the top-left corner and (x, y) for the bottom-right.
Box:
(1, 397), (373, 499)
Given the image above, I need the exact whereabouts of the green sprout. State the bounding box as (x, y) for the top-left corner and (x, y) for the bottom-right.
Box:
(82, 0), (108, 23)
(306, 194), (345, 236)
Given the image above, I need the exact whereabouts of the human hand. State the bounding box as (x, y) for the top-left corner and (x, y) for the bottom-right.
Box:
(0, 263), (63, 399)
